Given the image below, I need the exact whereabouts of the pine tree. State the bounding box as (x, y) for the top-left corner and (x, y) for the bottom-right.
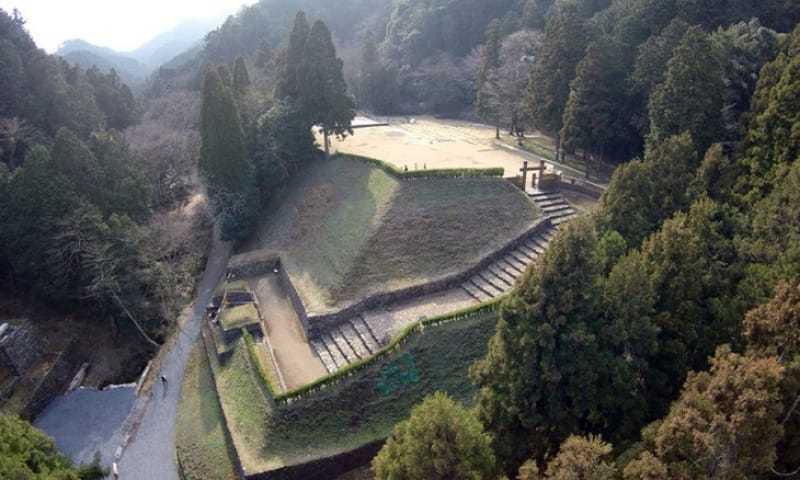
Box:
(648, 26), (725, 156)
(476, 19), (502, 139)
(233, 56), (251, 94)
(526, 1), (587, 161)
(275, 11), (310, 101)
(298, 20), (355, 157)
(199, 68), (257, 241)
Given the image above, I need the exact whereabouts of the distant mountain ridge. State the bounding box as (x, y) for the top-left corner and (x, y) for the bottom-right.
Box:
(56, 17), (222, 86)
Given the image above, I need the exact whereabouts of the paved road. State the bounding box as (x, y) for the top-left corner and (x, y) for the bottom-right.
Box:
(35, 385), (137, 466)
(118, 233), (231, 480)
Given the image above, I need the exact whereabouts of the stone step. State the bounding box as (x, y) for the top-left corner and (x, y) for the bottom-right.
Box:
(517, 243), (539, 259)
(351, 317), (381, 353)
(321, 334), (347, 370)
(553, 214), (576, 226)
(330, 330), (359, 363)
(489, 263), (518, 284)
(481, 268), (513, 289)
(311, 339), (337, 374)
(542, 203), (571, 214)
(529, 192), (561, 200)
(524, 239), (546, 255)
(508, 249), (534, 266)
(462, 282), (492, 302)
(471, 275), (504, 297)
(541, 230), (555, 242)
(536, 197), (568, 207)
(549, 208), (576, 220)
(502, 254), (527, 273)
(513, 246), (537, 262)
(340, 323), (371, 359)
(530, 235), (550, 251)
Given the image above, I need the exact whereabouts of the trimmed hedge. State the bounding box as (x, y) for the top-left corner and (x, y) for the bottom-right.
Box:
(242, 294), (508, 406)
(342, 154), (505, 179)
(242, 329), (281, 400)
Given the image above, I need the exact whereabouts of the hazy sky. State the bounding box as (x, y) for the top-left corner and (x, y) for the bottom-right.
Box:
(0, 0), (256, 53)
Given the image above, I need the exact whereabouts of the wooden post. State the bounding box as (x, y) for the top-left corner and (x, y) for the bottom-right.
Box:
(520, 161), (529, 191)
(323, 129), (330, 160)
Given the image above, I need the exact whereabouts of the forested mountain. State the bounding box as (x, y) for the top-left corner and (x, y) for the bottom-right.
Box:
(56, 18), (221, 88)
(0, 7), (208, 355)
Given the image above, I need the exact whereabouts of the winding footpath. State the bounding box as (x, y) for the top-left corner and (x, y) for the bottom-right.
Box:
(117, 233), (231, 480)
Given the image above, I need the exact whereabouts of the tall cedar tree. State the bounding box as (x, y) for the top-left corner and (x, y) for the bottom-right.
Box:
(648, 26), (725, 156)
(233, 56), (251, 94)
(476, 19), (502, 139)
(199, 68), (256, 241)
(298, 20), (355, 154)
(275, 11), (310, 101)
(372, 392), (496, 480)
(472, 217), (654, 473)
(526, 1), (587, 161)
(561, 35), (632, 167)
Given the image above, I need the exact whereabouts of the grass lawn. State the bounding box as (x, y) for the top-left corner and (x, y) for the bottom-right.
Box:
(239, 156), (538, 314)
(175, 346), (239, 480)
(219, 304), (259, 331)
(208, 310), (498, 475)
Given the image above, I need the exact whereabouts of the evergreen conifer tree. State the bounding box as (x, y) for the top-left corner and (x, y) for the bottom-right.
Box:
(233, 56), (251, 94)
(476, 19), (503, 139)
(275, 11), (310, 101)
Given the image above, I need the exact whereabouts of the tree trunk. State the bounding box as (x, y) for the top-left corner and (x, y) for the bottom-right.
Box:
(495, 125), (500, 140)
(555, 133), (561, 163)
(324, 129), (330, 159)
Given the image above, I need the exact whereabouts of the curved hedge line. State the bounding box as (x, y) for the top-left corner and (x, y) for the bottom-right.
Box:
(342, 154), (505, 179)
(242, 294), (508, 406)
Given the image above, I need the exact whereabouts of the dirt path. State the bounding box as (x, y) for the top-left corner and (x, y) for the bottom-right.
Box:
(116, 232), (232, 480)
(250, 275), (326, 390)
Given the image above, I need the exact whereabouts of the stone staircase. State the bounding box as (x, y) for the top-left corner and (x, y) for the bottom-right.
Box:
(308, 190), (581, 375)
(310, 316), (384, 374)
(529, 190), (577, 225)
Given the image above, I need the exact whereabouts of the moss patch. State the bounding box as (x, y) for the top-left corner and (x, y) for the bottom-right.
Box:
(219, 304), (259, 332)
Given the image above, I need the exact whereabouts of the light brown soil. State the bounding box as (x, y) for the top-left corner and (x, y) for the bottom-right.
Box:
(249, 275), (326, 390)
(327, 116), (530, 177)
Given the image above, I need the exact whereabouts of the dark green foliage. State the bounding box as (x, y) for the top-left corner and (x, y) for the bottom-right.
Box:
(372, 392), (496, 480)
(251, 101), (314, 200)
(737, 25), (800, 201)
(600, 133), (699, 248)
(275, 11), (310, 102)
(0, 415), (83, 480)
(561, 35), (638, 164)
(200, 68), (257, 241)
(473, 217), (657, 473)
(712, 19), (782, 140)
(233, 56), (251, 94)
(85, 67), (140, 130)
(298, 20), (356, 139)
(526, 0), (588, 159)
(648, 27), (726, 155)
(476, 19), (502, 130)
(359, 31), (397, 114)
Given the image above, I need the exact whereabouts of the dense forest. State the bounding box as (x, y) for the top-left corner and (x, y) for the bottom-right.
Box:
(3, 0), (800, 478)
(0, 8), (210, 354)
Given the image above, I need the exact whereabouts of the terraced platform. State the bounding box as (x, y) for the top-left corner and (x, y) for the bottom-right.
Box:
(310, 190), (578, 374)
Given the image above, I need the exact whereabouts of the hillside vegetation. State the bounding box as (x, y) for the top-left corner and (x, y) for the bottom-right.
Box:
(238, 156), (539, 312)
(198, 309), (496, 475)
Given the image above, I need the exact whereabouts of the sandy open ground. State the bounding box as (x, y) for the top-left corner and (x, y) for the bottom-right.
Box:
(326, 115), (547, 178)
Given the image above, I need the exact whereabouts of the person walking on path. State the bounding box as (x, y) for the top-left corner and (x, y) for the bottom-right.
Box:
(160, 374), (168, 398)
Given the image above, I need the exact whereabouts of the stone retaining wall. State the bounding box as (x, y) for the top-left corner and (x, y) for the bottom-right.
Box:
(246, 439), (384, 480)
(23, 340), (84, 420)
(304, 218), (551, 337)
(0, 323), (42, 375)
(559, 177), (606, 198)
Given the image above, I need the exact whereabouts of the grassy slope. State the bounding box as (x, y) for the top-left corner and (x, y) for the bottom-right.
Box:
(175, 346), (238, 480)
(242, 156), (538, 312)
(210, 311), (497, 474)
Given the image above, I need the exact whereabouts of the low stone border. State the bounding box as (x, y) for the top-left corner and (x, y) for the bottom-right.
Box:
(559, 176), (607, 198)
